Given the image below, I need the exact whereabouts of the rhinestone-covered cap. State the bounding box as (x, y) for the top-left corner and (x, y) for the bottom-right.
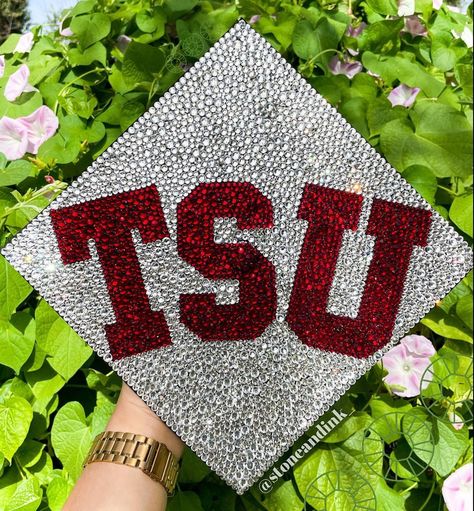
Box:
(2, 21), (472, 493)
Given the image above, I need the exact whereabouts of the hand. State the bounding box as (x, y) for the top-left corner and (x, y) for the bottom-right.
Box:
(63, 383), (184, 511)
(108, 383), (184, 458)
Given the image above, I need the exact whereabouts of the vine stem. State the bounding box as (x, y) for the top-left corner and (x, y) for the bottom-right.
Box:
(400, 481), (418, 495)
(418, 478), (437, 511)
(53, 67), (106, 114)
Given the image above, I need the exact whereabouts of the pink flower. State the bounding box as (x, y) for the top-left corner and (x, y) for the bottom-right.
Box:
(433, 0), (443, 8)
(404, 15), (428, 37)
(0, 117), (29, 160)
(329, 55), (363, 79)
(449, 412), (465, 430)
(382, 334), (435, 397)
(19, 105), (59, 154)
(4, 64), (37, 102)
(249, 15), (261, 25)
(346, 22), (367, 38)
(398, 0), (415, 16)
(14, 32), (34, 53)
(442, 464), (473, 511)
(0, 56), (5, 78)
(59, 18), (73, 37)
(116, 35), (132, 53)
(388, 84), (420, 107)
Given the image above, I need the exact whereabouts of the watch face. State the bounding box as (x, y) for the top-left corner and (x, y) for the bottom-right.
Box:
(2, 21), (472, 494)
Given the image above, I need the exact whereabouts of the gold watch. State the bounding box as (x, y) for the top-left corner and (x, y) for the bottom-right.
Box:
(84, 431), (180, 495)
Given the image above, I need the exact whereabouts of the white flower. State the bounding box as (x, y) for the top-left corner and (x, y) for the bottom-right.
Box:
(398, 0), (415, 16)
(442, 464), (473, 511)
(4, 64), (37, 102)
(0, 117), (29, 160)
(14, 32), (34, 53)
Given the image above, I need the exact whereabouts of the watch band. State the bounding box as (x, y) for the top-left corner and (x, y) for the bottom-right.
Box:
(84, 431), (180, 495)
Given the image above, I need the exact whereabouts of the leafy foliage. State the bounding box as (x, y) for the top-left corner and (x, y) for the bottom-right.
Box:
(0, 0), (472, 510)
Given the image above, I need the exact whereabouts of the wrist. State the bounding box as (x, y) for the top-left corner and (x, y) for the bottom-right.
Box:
(107, 384), (184, 459)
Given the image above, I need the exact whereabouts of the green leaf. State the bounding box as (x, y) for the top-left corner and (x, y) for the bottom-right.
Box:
(84, 369), (121, 395)
(402, 165), (438, 204)
(70, 13), (111, 49)
(59, 115), (105, 144)
(136, 8), (166, 34)
(28, 451), (54, 486)
(6, 193), (51, 232)
(0, 33), (22, 54)
(256, 13), (297, 50)
(179, 448), (211, 483)
(69, 0), (96, 16)
(36, 300), (92, 381)
(0, 376), (34, 403)
(421, 307), (472, 342)
(51, 402), (94, 480)
(46, 473), (74, 511)
(359, 19), (404, 53)
(25, 361), (66, 412)
(261, 480), (303, 511)
(294, 424), (382, 505)
(122, 42), (166, 85)
(373, 479), (407, 511)
(455, 63), (473, 100)
(292, 18), (340, 67)
(165, 0), (199, 12)
(323, 413), (372, 443)
(58, 88), (98, 119)
(0, 161), (35, 187)
(15, 440), (45, 469)
(339, 97), (371, 139)
(450, 193), (473, 237)
(439, 271), (473, 313)
(0, 257), (32, 319)
(362, 52), (445, 97)
(5, 476), (42, 511)
(28, 55), (62, 86)
(89, 392), (116, 437)
(0, 314), (35, 373)
(168, 491), (204, 511)
(37, 133), (81, 165)
(379, 104), (473, 178)
(456, 295), (473, 330)
(0, 395), (33, 461)
(408, 413), (469, 476)
(68, 42), (107, 67)
(96, 94), (145, 129)
(368, 395), (413, 443)
(294, 447), (377, 509)
(365, 0), (398, 15)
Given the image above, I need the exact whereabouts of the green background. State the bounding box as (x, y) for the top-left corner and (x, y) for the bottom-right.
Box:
(0, 0), (472, 509)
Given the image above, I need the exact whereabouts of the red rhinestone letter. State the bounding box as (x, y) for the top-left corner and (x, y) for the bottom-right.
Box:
(50, 185), (172, 360)
(287, 184), (432, 358)
(177, 182), (277, 340)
